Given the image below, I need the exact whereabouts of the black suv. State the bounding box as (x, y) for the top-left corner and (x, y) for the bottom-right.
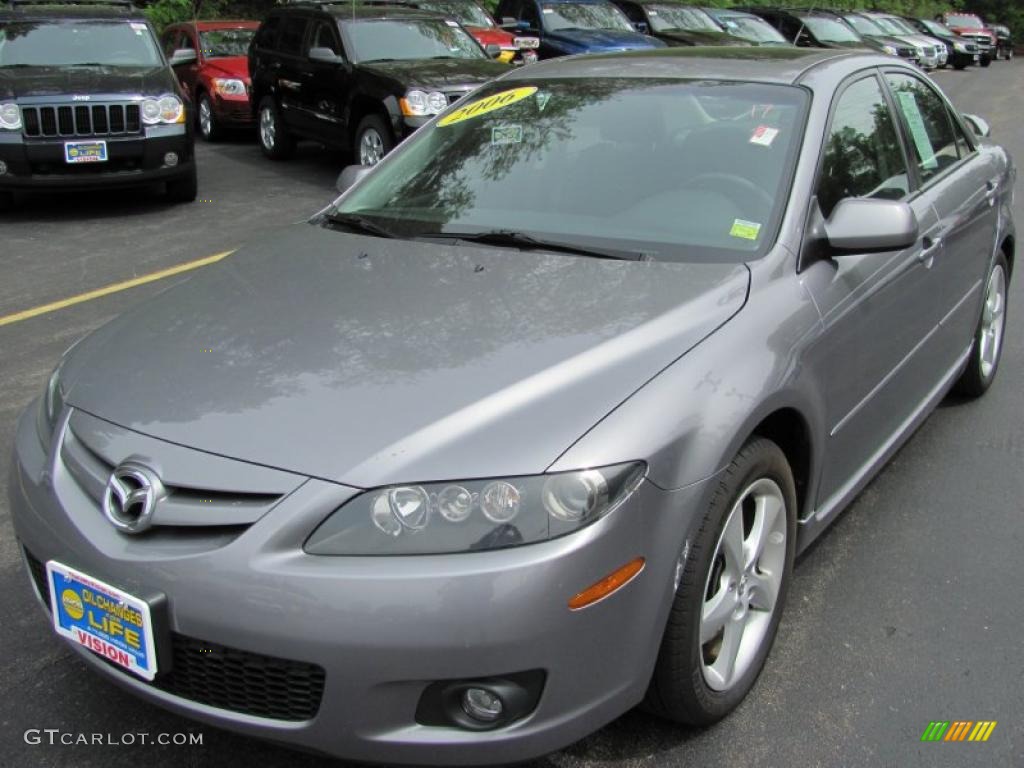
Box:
(747, 8), (918, 64)
(249, 3), (508, 166)
(0, 0), (196, 208)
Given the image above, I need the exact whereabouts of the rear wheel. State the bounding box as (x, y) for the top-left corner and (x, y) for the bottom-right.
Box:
(258, 96), (294, 160)
(354, 114), (394, 167)
(644, 437), (796, 725)
(197, 92), (221, 142)
(0, 190), (13, 211)
(954, 254), (1009, 397)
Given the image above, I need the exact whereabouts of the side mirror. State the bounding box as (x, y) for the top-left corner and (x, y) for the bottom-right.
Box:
(336, 164), (372, 194)
(962, 113), (991, 138)
(485, 43), (503, 58)
(309, 47), (343, 64)
(169, 49), (198, 66)
(825, 199), (919, 254)
(634, 21), (650, 34)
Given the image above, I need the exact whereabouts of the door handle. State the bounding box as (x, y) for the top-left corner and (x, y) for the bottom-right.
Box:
(918, 235), (942, 264)
(985, 179), (999, 206)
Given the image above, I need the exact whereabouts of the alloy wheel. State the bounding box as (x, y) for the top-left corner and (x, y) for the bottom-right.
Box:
(359, 128), (385, 166)
(199, 97), (213, 139)
(700, 478), (787, 692)
(259, 106), (276, 150)
(979, 264), (1007, 380)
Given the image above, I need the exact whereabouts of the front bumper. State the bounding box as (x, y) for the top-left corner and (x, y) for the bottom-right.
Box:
(9, 402), (710, 765)
(211, 92), (254, 126)
(0, 125), (193, 191)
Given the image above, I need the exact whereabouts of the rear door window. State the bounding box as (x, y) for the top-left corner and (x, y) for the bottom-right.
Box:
(885, 73), (963, 185)
(278, 16), (308, 56)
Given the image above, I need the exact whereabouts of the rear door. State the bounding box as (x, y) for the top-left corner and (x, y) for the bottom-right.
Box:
(882, 70), (998, 367)
(802, 71), (945, 504)
(300, 17), (353, 146)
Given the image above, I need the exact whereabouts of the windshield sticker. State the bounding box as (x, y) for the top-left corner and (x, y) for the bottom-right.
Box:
(438, 86), (538, 127)
(896, 91), (938, 170)
(491, 124), (523, 146)
(535, 91), (551, 112)
(542, 7), (554, 13)
(730, 219), (762, 240)
(750, 125), (778, 147)
(445, 19), (459, 27)
(648, 9), (658, 15)
(130, 22), (147, 34)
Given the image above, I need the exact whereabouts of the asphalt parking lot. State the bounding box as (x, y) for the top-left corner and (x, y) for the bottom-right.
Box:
(2, 61), (1023, 768)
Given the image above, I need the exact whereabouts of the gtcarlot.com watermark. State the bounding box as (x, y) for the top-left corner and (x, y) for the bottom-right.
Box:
(25, 729), (203, 746)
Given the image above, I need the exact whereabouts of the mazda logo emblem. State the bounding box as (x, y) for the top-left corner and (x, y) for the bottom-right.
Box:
(102, 462), (164, 534)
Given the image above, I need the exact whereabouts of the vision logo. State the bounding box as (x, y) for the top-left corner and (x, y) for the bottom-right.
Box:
(921, 721), (997, 742)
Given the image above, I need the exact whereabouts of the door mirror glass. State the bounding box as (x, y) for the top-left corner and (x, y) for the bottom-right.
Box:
(169, 48), (198, 66)
(634, 21), (649, 34)
(309, 46), (343, 64)
(962, 113), (991, 138)
(825, 199), (919, 254)
(336, 165), (372, 194)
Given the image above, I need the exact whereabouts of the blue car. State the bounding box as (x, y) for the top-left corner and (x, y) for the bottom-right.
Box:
(494, 0), (664, 57)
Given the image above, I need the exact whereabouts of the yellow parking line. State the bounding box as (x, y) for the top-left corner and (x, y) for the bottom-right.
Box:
(0, 250), (233, 328)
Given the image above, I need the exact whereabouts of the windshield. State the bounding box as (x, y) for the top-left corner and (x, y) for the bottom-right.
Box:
(843, 14), (884, 37)
(946, 14), (984, 28)
(873, 17), (909, 36)
(921, 20), (952, 36)
(802, 16), (862, 43)
(541, 3), (633, 32)
(717, 15), (787, 43)
(347, 19), (485, 62)
(332, 79), (807, 262)
(646, 5), (718, 33)
(199, 28), (255, 58)
(0, 20), (162, 67)
(418, 1), (494, 28)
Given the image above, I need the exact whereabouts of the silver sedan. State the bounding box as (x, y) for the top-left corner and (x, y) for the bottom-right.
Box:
(9, 48), (1015, 764)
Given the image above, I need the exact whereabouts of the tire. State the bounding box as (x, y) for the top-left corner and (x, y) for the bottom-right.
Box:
(0, 190), (14, 212)
(981, 55), (991, 67)
(353, 114), (394, 167)
(197, 92), (221, 142)
(953, 254), (1009, 398)
(644, 437), (797, 725)
(165, 164), (197, 203)
(954, 62), (968, 70)
(257, 96), (294, 160)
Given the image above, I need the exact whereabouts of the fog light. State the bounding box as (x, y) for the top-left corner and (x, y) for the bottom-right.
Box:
(163, 152), (178, 167)
(0, 159), (7, 175)
(461, 688), (503, 723)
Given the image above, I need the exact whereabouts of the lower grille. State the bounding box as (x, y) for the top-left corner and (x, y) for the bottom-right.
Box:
(22, 103), (141, 138)
(23, 548), (326, 722)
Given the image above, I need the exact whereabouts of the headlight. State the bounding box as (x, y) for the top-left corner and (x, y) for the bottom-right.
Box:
(882, 44), (898, 55)
(141, 94), (184, 125)
(305, 462), (646, 555)
(0, 101), (21, 130)
(400, 89), (448, 117)
(36, 365), (65, 448)
(954, 42), (967, 52)
(212, 77), (246, 96)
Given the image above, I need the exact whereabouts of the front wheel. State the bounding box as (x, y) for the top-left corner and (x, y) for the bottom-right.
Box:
(258, 96), (294, 160)
(644, 437), (796, 725)
(354, 114), (394, 167)
(165, 165), (197, 203)
(981, 54), (992, 67)
(197, 93), (221, 142)
(954, 254), (1009, 397)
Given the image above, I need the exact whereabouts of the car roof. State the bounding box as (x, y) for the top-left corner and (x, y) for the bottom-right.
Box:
(0, 0), (144, 20)
(502, 47), (885, 85)
(306, 3), (448, 20)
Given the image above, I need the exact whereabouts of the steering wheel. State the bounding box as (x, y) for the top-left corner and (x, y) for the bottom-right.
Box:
(680, 172), (774, 213)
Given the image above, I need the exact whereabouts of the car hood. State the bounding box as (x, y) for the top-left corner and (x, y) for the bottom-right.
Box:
(0, 65), (174, 101)
(61, 225), (749, 488)
(654, 28), (750, 47)
(546, 27), (663, 51)
(202, 56), (250, 81)
(357, 58), (508, 87)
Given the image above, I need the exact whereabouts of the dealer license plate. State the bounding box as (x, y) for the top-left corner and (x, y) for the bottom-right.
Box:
(47, 561), (157, 680)
(64, 141), (108, 164)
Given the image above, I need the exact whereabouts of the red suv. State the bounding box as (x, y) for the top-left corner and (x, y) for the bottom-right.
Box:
(938, 11), (996, 66)
(161, 21), (259, 140)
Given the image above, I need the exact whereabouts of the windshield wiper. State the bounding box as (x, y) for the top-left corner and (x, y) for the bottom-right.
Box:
(420, 229), (648, 261)
(323, 212), (398, 239)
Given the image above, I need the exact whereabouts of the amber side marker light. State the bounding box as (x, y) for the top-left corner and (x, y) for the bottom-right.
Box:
(568, 557), (645, 610)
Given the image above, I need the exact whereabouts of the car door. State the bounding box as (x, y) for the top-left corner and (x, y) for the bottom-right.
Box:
(274, 14), (312, 134)
(801, 72), (947, 504)
(174, 27), (201, 100)
(882, 70), (999, 368)
(301, 17), (353, 147)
